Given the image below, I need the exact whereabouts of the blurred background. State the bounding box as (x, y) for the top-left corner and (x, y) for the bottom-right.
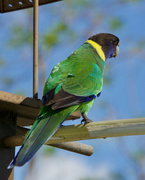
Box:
(0, 0), (145, 179)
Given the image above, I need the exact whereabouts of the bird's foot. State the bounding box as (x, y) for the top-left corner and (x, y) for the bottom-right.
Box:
(81, 113), (93, 124)
(81, 118), (93, 124)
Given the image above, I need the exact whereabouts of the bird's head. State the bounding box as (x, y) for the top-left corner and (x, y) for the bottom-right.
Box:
(88, 33), (119, 60)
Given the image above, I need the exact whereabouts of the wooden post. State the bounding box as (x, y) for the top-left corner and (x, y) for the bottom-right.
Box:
(0, 111), (16, 180)
(33, 0), (39, 99)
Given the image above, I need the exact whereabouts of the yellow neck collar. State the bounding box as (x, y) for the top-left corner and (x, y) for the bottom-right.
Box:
(86, 40), (105, 61)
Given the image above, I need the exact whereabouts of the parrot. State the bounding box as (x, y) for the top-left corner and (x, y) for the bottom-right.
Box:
(8, 33), (119, 168)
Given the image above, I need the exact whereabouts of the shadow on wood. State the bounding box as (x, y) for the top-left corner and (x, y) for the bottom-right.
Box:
(0, 111), (16, 180)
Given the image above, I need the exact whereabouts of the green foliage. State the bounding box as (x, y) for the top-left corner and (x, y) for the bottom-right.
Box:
(136, 39), (145, 52)
(103, 76), (113, 86)
(131, 148), (145, 163)
(71, 0), (92, 7)
(121, 0), (141, 2)
(103, 64), (113, 86)
(0, 59), (5, 66)
(14, 91), (25, 96)
(111, 172), (125, 180)
(44, 33), (59, 49)
(109, 17), (123, 30)
(42, 146), (56, 156)
(80, 171), (125, 180)
(43, 21), (75, 49)
(2, 77), (14, 86)
(66, 0), (93, 10)
(8, 24), (32, 47)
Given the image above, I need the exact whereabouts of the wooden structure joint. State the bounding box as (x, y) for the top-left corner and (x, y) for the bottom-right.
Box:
(0, 0), (62, 13)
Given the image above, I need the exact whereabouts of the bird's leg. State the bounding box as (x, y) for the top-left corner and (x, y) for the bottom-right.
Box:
(81, 113), (93, 124)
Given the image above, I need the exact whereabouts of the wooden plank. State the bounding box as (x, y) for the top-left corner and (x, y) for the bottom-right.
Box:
(0, 91), (41, 108)
(0, 0), (62, 13)
(0, 91), (41, 119)
(4, 118), (145, 147)
(0, 91), (81, 126)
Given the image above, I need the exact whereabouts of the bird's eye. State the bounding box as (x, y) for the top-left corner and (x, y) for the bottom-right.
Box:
(112, 40), (118, 45)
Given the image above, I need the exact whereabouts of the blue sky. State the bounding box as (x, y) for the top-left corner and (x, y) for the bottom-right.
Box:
(0, 0), (145, 179)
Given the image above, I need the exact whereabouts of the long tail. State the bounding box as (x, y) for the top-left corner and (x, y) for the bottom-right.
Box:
(8, 105), (78, 168)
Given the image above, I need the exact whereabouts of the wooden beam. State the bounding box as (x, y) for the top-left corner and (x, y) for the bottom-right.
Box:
(0, 0), (62, 13)
(0, 91), (81, 126)
(4, 118), (145, 146)
(47, 118), (145, 143)
(50, 142), (93, 156)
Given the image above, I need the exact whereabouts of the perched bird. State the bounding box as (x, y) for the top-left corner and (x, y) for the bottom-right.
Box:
(8, 33), (119, 168)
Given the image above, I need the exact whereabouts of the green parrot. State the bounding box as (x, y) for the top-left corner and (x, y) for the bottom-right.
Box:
(8, 33), (119, 168)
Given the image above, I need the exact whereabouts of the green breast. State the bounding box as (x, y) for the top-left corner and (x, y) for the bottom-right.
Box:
(62, 43), (105, 96)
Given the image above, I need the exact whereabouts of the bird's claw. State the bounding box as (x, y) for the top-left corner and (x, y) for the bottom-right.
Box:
(81, 118), (93, 124)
